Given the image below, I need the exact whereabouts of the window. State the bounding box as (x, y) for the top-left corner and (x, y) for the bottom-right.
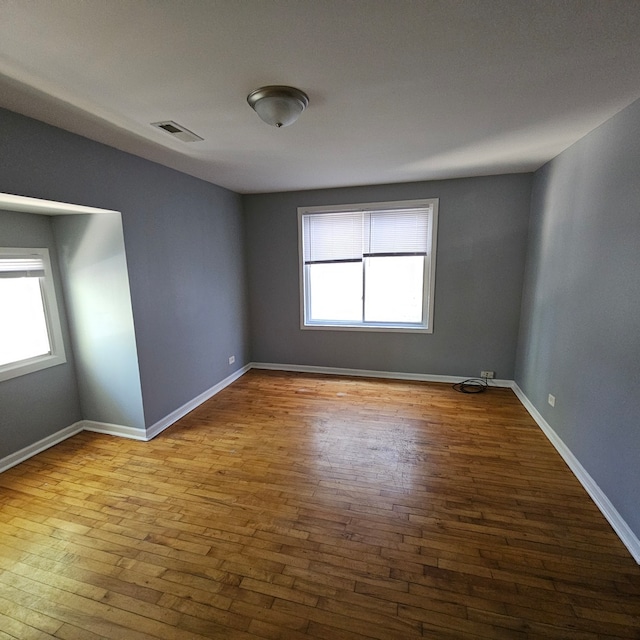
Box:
(298, 199), (438, 332)
(0, 248), (66, 382)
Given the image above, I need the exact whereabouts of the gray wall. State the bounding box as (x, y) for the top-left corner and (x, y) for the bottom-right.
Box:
(53, 213), (145, 430)
(0, 211), (82, 457)
(0, 107), (250, 436)
(516, 98), (640, 537)
(243, 174), (532, 378)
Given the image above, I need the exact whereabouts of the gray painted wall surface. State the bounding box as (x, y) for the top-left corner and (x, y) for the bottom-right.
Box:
(516, 98), (640, 537)
(0, 211), (81, 457)
(244, 174), (532, 378)
(53, 213), (145, 430)
(0, 107), (249, 431)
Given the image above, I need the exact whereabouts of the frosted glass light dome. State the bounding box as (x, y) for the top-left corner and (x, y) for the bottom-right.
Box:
(247, 86), (309, 128)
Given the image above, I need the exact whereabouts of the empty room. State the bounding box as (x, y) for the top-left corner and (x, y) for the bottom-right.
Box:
(0, 1), (639, 638)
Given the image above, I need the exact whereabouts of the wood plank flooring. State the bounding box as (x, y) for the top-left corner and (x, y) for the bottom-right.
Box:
(1, 370), (639, 639)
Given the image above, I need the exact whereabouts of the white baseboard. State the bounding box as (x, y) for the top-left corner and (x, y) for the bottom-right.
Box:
(512, 383), (640, 564)
(0, 423), (83, 473)
(145, 364), (252, 440)
(250, 361), (513, 387)
(81, 420), (148, 441)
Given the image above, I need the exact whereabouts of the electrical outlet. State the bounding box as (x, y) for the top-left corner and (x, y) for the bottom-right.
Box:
(548, 393), (556, 407)
(228, 355), (235, 365)
(480, 371), (495, 379)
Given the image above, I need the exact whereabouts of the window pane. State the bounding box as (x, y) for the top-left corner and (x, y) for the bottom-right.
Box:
(364, 256), (424, 323)
(299, 199), (438, 331)
(0, 278), (51, 366)
(308, 262), (362, 322)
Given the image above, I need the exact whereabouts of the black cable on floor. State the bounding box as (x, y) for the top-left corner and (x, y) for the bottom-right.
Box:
(452, 378), (488, 393)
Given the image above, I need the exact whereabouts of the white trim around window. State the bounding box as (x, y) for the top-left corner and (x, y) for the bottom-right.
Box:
(0, 247), (67, 382)
(298, 199), (438, 333)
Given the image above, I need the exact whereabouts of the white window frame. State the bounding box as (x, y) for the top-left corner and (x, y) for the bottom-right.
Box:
(0, 247), (67, 382)
(298, 198), (438, 333)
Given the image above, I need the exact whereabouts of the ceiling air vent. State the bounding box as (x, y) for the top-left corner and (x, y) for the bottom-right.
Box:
(151, 120), (203, 142)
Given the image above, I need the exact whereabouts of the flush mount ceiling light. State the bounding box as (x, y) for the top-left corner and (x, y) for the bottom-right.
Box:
(247, 85), (309, 128)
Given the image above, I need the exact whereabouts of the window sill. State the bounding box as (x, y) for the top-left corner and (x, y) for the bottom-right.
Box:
(301, 323), (432, 334)
(0, 352), (67, 383)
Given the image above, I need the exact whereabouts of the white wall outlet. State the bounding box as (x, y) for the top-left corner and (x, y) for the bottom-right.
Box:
(548, 393), (556, 407)
(480, 371), (495, 379)
(228, 355), (235, 365)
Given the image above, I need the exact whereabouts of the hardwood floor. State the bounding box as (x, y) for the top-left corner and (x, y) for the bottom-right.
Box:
(1, 370), (639, 639)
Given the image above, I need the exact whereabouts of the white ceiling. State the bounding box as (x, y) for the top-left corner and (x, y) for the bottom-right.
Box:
(1, 0), (640, 194)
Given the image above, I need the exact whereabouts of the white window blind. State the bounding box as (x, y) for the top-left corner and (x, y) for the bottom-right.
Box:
(365, 208), (431, 256)
(302, 205), (432, 264)
(303, 212), (363, 263)
(0, 256), (45, 278)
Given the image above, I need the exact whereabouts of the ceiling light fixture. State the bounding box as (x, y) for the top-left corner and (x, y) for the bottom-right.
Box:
(247, 85), (309, 128)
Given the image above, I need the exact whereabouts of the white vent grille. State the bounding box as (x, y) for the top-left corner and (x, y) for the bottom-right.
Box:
(151, 121), (203, 142)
